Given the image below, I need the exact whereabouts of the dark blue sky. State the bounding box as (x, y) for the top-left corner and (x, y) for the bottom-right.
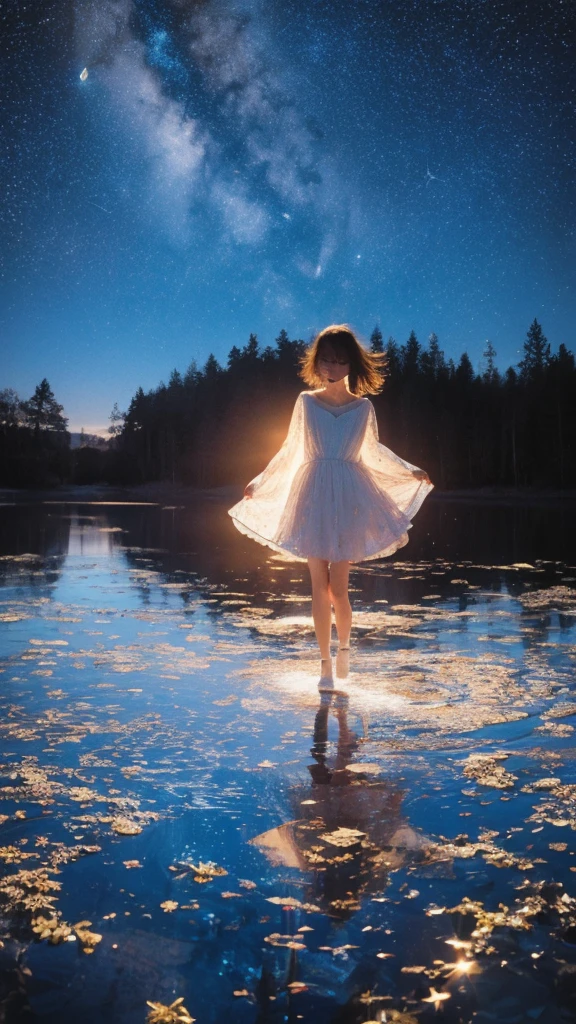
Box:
(1, 0), (574, 433)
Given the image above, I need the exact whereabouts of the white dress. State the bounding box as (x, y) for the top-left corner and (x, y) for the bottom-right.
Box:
(228, 390), (434, 563)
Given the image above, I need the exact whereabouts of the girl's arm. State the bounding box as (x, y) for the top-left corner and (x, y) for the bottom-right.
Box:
(360, 402), (434, 517)
(243, 393), (304, 499)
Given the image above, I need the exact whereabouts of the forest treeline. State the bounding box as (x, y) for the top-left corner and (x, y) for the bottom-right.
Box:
(1, 319), (575, 490)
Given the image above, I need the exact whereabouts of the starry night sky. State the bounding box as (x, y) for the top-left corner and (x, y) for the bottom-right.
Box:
(1, 0), (574, 433)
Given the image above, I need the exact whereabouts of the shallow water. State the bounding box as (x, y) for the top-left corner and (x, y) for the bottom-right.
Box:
(1, 496), (576, 1023)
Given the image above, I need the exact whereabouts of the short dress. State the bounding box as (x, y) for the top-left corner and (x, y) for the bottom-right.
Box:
(227, 390), (434, 563)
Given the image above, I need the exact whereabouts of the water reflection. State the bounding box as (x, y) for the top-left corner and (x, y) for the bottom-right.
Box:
(254, 695), (429, 920)
(0, 498), (576, 1023)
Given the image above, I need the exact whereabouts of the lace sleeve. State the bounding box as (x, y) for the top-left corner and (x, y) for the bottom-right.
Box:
(360, 401), (434, 518)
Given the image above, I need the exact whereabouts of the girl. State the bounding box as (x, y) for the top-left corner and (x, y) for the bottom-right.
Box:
(228, 324), (433, 690)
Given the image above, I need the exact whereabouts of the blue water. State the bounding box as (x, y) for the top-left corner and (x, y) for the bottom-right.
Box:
(1, 496), (576, 1023)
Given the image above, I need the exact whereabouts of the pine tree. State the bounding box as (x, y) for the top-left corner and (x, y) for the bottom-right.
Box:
(183, 360), (199, 388)
(401, 331), (420, 377)
(108, 403), (125, 439)
(384, 337), (401, 379)
(21, 379), (68, 435)
(455, 352), (475, 386)
(275, 329), (290, 354)
(519, 318), (551, 382)
(421, 333), (446, 380)
(203, 354), (222, 380)
(0, 388), (23, 428)
(227, 345), (242, 369)
(242, 333), (259, 361)
(556, 343), (575, 374)
(481, 341), (500, 385)
(369, 325), (384, 353)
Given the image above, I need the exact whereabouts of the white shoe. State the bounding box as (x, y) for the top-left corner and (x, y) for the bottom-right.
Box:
(318, 658), (334, 692)
(335, 645), (350, 679)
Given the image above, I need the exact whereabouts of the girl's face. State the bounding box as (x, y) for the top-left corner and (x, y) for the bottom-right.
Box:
(317, 346), (350, 383)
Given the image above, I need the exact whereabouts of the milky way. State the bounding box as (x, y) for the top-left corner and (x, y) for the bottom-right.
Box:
(1, 0), (573, 431)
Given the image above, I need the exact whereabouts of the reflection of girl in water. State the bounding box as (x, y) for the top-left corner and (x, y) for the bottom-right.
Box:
(252, 695), (430, 920)
(228, 325), (433, 691)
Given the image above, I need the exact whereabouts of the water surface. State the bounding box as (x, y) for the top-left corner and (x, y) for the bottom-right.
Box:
(1, 495), (576, 1023)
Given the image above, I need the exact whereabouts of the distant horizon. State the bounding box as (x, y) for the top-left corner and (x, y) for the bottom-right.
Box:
(20, 317), (572, 436)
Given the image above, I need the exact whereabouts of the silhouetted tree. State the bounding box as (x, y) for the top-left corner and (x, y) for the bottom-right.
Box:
(0, 388), (23, 428)
(420, 333), (446, 380)
(401, 331), (421, 378)
(519, 318), (551, 383)
(21, 379), (68, 436)
(383, 337), (401, 380)
(481, 341), (500, 386)
(203, 354), (222, 380)
(370, 326), (384, 353)
(108, 403), (125, 440)
(18, 319), (568, 492)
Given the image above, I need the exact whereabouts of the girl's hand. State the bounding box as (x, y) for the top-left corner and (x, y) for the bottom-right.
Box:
(413, 469), (431, 484)
(244, 482), (255, 499)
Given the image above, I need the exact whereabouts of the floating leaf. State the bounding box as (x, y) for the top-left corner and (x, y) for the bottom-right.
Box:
(32, 915), (72, 944)
(73, 920), (102, 951)
(319, 827), (366, 848)
(160, 900), (179, 913)
(264, 933), (307, 950)
(110, 817), (143, 835)
(145, 997), (195, 1024)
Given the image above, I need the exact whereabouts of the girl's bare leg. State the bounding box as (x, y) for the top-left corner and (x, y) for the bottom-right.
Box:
(307, 558), (333, 678)
(328, 560), (352, 677)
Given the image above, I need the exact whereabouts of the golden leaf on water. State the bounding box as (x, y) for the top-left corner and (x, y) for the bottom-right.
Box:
(0, 846), (37, 864)
(68, 787), (100, 802)
(170, 860), (228, 882)
(264, 933), (307, 950)
(233, 989), (250, 997)
(123, 860), (142, 869)
(145, 997), (195, 1024)
(461, 753), (517, 789)
(318, 944), (359, 955)
(160, 900), (179, 913)
(238, 879), (257, 889)
(319, 827), (366, 848)
(32, 915), (73, 944)
(73, 921), (102, 949)
(110, 817), (143, 835)
(266, 896), (321, 912)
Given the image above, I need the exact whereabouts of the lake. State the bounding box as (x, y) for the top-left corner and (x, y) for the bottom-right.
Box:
(1, 492), (576, 1023)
